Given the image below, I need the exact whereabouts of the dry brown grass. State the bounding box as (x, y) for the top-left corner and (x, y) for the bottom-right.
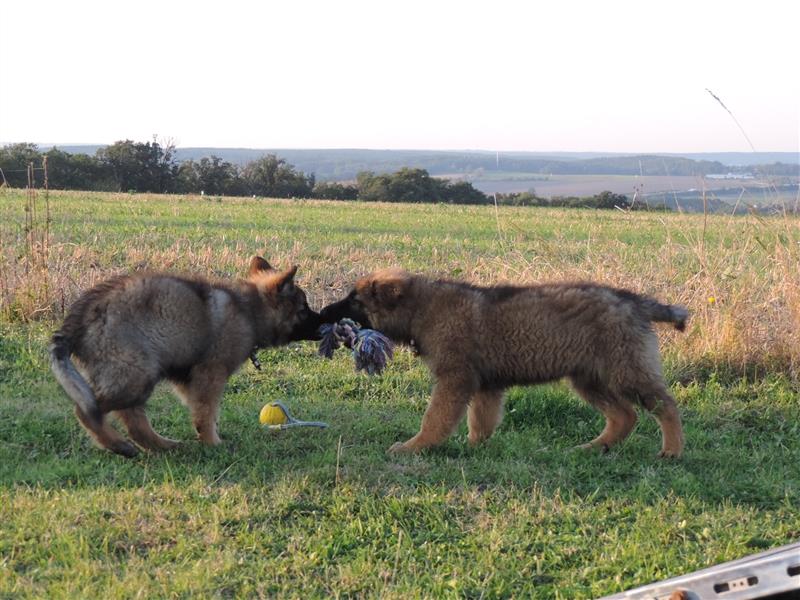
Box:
(484, 211), (800, 380)
(1, 189), (798, 381)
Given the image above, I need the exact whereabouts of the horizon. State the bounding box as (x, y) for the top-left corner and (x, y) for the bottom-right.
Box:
(6, 142), (799, 158)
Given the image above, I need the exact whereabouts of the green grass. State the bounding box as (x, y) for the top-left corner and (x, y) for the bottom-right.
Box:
(1, 190), (799, 598)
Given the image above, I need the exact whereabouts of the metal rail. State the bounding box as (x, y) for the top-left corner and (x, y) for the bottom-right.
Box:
(599, 541), (800, 600)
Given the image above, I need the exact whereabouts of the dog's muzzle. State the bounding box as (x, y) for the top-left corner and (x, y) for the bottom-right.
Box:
(320, 295), (372, 329)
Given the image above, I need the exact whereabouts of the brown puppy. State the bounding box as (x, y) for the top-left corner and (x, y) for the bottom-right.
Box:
(51, 256), (320, 457)
(321, 268), (687, 457)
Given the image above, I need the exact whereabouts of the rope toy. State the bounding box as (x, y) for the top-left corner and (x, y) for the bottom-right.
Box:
(318, 318), (394, 375)
(259, 401), (329, 430)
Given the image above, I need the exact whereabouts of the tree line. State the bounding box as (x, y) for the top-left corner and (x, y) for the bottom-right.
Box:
(0, 141), (491, 203)
(1, 141), (647, 209)
(0, 141), (316, 198)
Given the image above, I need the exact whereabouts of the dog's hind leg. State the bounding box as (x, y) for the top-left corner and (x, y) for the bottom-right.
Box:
(467, 389), (505, 445)
(571, 381), (638, 452)
(52, 340), (138, 457)
(637, 385), (684, 458)
(389, 374), (476, 454)
(172, 365), (227, 446)
(621, 336), (684, 458)
(114, 407), (180, 451)
(74, 405), (139, 457)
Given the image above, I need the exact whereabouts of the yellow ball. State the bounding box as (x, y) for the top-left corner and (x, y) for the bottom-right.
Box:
(259, 403), (288, 426)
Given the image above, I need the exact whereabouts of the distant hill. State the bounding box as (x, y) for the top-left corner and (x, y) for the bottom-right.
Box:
(668, 152), (800, 166)
(35, 145), (800, 181)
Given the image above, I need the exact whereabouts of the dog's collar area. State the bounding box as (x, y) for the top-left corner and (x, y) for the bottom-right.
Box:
(249, 348), (262, 370)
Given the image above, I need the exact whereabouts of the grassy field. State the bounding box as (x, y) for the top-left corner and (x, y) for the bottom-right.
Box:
(1, 190), (799, 598)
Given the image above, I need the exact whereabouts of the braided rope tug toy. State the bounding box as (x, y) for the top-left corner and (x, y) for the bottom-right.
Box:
(259, 401), (329, 430)
(318, 318), (395, 375)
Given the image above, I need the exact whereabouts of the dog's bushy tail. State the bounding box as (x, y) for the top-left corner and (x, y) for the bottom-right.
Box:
(641, 299), (689, 331)
(50, 332), (101, 422)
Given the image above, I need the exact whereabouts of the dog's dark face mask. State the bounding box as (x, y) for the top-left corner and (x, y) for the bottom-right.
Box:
(320, 290), (373, 329)
(320, 269), (412, 341)
(290, 303), (323, 341)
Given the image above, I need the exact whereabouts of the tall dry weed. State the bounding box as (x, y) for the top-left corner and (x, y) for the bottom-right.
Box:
(1, 160), (54, 321)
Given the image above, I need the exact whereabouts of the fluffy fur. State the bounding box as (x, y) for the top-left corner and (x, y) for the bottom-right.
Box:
(321, 268), (687, 457)
(51, 256), (320, 457)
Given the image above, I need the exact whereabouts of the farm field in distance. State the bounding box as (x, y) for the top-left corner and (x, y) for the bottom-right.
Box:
(1, 190), (798, 598)
(462, 173), (799, 206)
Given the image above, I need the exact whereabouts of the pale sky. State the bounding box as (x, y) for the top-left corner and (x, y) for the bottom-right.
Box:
(1, 0), (798, 153)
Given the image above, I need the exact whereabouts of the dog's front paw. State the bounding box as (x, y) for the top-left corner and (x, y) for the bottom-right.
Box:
(575, 441), (610, 454)
(387, 441), (411, 455)
(657, 448), (682, 459)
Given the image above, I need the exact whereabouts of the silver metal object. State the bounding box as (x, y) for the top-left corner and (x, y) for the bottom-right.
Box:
(599, 541), (800, 600)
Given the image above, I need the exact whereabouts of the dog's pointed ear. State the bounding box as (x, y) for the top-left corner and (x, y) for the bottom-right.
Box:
(248, 256), (273, 277)
(372, 276), (409, 309)
(276, 265), (298, 295)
